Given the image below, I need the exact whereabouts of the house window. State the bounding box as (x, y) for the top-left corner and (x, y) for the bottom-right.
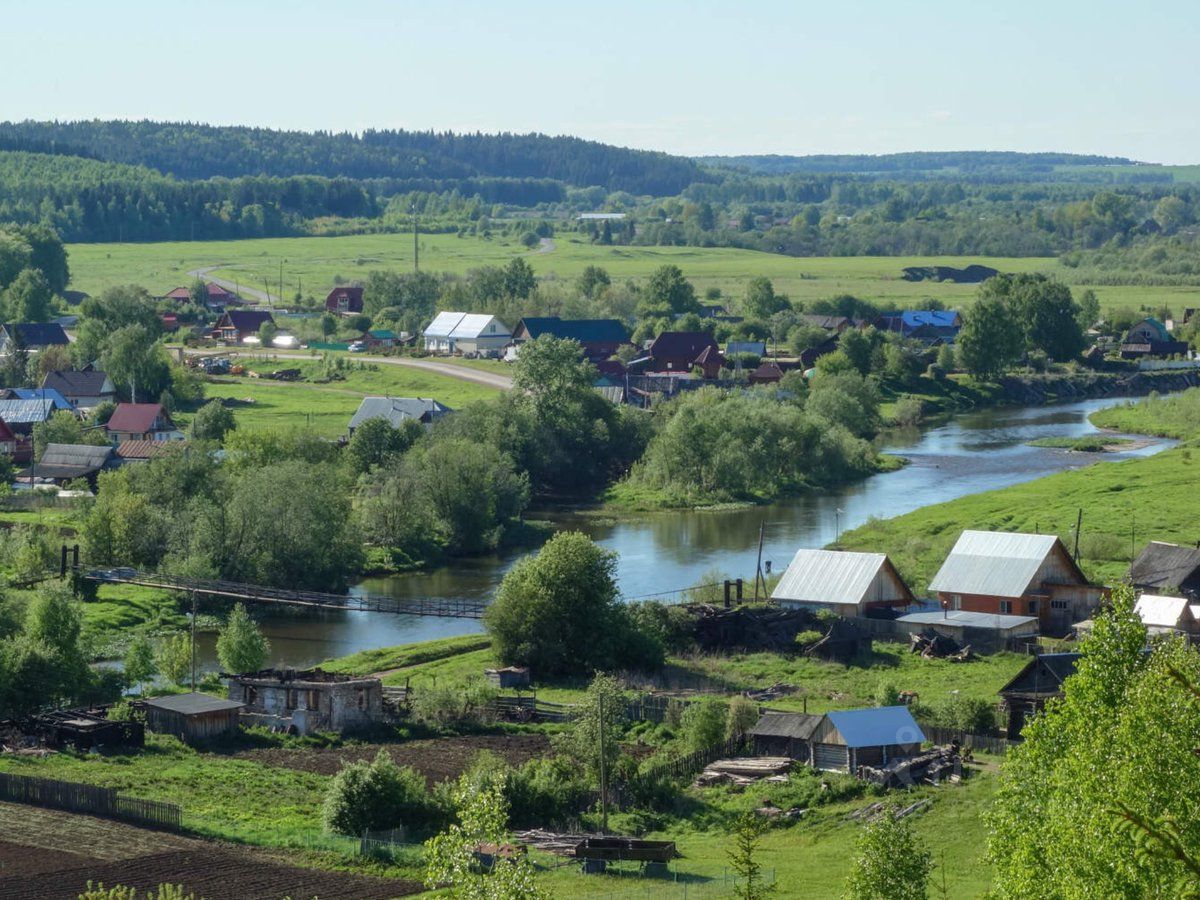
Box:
(951, 594), (962, 610)
(307, 690), (320, 710)
(999, 600), (1013, 614)
(246, 686), (258, 707)
(1051, 599), (1069, 610)
(286, 689), (297, 710)
(1027, 600), (1039, 615)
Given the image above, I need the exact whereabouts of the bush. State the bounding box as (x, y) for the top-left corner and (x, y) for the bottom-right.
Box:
(322, 749), (431, 836)
(874, 681), (901, 707)
(891, 397), (923, 427)
(413, 677), (497, 727)
(726, 695), (759, 740)
(794, 629), (822, 650)
(681, 697), (728, 752)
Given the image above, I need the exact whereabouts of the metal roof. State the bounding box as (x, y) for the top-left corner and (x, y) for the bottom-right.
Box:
(1134, 594), (1195, 628)
(749, 711), (823, 740)
(900, 310), (961, 329)
(5, 388), (74, 410)
(143, 692), (244, 715)
(928, 530), (1065, 599)
(349, 396), (451, 430)
(898, 610), (1039, 631)
(517, 317), (629, 344)
(771, 548), (908, 608)
(825, 706), (925, 748)
(0, 399), (60, 424)
(424, 311), (510, 340)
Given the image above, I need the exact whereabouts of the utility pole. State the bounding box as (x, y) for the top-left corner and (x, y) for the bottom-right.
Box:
(1072, 508), (1083, 562)
(753, 520), (766, 602)
(190, 590), (198, 691)
(597, 691), (608, 833)
(412, 202), (419, 273)
(279, 260), (284, 307)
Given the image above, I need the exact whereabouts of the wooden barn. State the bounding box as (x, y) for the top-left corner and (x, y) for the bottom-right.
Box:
(748, 711), (822, 761)
(1129, 542), (1200, 599)
(998, 652), (1080, 738)
(808, 706), (925, 773)
(771, 548), (915, 617)
(142, 693), (243, 744)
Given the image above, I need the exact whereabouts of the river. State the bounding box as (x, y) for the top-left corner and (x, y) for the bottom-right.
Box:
(194, 397), (1170, 671)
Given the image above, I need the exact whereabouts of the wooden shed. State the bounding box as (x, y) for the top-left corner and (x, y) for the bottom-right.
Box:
(142, 693), (243, 743)
(809, 706), (925, 773)
(484, 666), (531, 689)
(748, 711), (823, 761)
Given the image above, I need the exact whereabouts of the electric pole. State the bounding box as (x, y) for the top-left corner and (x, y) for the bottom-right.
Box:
(190, 590), (198, 691)
(597, 691), (609, 833)
(412, 202), (419, 273)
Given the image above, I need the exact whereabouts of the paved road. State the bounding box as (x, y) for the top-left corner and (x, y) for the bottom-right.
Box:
(189, 348), (512, 390)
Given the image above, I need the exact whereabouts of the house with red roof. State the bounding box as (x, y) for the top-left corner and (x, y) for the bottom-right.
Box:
(325, 286), (365, 316)
(213, 310), (276, 344)
(105, 403), (184, 443)
(644, 332), (726, 379)
(162, 282), (239, 310)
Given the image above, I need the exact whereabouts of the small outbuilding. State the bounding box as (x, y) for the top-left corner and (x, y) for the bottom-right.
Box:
(18, 442), (113, 486)
(998, 652), (1080, 738)
(809, 706), (925, 773)
(748, 711), (823, 761)
(894, 609), (1041, 650)
(227, 668), (383, 735)
(142, 692), (243, 743)
(484, 666), (531, 689)
(1129, 541), (1200, 599)
(771, 548), (915, 617)
(1134, 593), (1200, 635)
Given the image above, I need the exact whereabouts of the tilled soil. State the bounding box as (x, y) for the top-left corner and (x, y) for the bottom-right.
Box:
(0, 847), (421, 900)
(236, 733), (553, 785)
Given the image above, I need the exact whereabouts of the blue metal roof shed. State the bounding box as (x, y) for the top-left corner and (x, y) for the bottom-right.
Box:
(825, 706), (925, 748)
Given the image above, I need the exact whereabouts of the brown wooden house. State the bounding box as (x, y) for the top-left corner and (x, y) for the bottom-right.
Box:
(998, 652), (1079, 737)
(325, 286), (364, 316)
(646, 332), (724, 376)
(142, 693), (243, 743)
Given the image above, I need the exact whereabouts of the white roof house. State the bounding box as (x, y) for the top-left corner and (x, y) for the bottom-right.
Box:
(1134, 594), (1200, 634)
(928, 531), (1069, 599)
(348, 397), (451, 433)
(771, 548), (914, 616)
(423, 312), (511, 354)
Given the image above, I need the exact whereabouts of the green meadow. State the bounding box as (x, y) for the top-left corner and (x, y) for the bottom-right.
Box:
(64, 233), (1200, 316)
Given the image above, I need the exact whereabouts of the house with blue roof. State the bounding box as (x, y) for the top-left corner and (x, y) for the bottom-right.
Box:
(750, 706), (925, 773)
(1, 387), (74, 412)
(875, 310), (963, 343)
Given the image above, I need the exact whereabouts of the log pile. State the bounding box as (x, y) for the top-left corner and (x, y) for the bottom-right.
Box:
(848, 798), (932, 822)
(858, 746), (962, 789)
(512, 830), (594, 857)
(693, 757), (793, 788)
(743, 682), (794, 702)
(909, 629), (972, 660)
(689, 604), (820, 652)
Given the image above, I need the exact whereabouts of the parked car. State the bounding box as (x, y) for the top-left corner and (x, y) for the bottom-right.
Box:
(348, 341), (367, 353)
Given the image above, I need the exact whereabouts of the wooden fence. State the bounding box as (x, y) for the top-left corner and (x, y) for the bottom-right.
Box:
(0, 772), (182, 830)
(916, 723), (1016, 756)
(636, 735), (748, 783)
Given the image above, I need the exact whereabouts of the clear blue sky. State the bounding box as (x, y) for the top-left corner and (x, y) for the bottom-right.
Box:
(5, 0), (1197, 162)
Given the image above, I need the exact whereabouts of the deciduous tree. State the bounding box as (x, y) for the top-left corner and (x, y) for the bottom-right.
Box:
(215, 603), (270, 674)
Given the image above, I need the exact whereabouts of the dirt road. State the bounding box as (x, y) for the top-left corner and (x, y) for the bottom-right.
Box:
(191, 349), (513, 390)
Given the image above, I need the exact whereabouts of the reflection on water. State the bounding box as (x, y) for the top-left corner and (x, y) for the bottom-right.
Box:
(192, 397), (1173, 671)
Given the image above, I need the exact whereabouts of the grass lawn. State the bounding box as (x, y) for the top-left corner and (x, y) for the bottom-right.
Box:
(187, 358), (499, 436)
(65, 233), (1198, 318)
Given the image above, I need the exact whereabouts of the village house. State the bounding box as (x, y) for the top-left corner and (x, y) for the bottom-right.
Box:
(748, 361), (784, 384)
(0, 398), (64, 462)
(423, 312), (511, 355)
(748, 711), (823, 761)
(747, 707), (924, 773)
(162, 282), (238, 310)
(1119, 317), (1189, 359)
(113, 440), (178, 465)
(998, 652), (1080, 738)
(770, 548), (915, 618)
(639, 332), (726, 378)
(348, 396), (451, 434)
(105, 403), (184, 443)
(227, 669), (383, 735)
(0, 387), (75, 412)
(1133, 593), (1200, 636)
(1129, 541), (1200, 599)
(0, 323), (70, 356)
(325, 286), (365, 316)
(511, 317), (630, 361)
(213, 309), (276, 344)
(359, 329), (398, 350)
(927, 530), (1105, 634)
(142, 693), (244, 744)
(41, 369), (117, 409)
(18, 442), (113, 487)
(874, 310), (963, 343)
(0, 419), (16, 457)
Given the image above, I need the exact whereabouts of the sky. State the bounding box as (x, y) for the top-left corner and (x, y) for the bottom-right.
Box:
(3, 0), (1198, 163)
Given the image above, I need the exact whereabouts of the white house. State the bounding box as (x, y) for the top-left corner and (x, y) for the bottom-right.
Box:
(770, 548), (915, 617)
(423, 312), (511, 355)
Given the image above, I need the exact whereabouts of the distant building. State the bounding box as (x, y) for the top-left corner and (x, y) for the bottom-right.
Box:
(1120, 317), (1188, 358)
(894, 610), (1041, 647)
(0, 323), (70, 355)
(1129, 541), (1200, 599)
(0, 398), (62, 461)
(114, 440), (178, 464)
(0, 387), (74, 412)
(644, 332), (725, 378)
(227, 669), (383, 735)
(1134, 593), (1200, 636)
(18, 442), (113, 486)
(142, 692), (243, 744)
(423, 312), (511, 354)
(998, 653), (1080, 737)
(162, 282), (238, 310)
(0, 419), (16, 456)
(106, 403), (184, 443)
(748, 711), (823, 761)
(726, 341), (767, 358)
(213, 310), (275, 344)
(771, 548), (915, 617)
(809, 707), (925, 773)
(875, 311), (963, 343)
(576, 213), (627, 221)
(512, 317), (630, 361)
(749, 361), (784, 385)
(928, 530), (1106, 634)
(348, 397), (452, 434)
(41, 370), (116, 409)
(325, 286), (365, 316)
(798, 314), (851, 334)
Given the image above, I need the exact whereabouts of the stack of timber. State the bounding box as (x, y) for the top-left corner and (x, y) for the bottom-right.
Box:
(858, 746), (962, 788)
(848, 798), (932, 822)
(694, 756), (793, 788)
(909, 629), (972, 660)
(744, 682), (795, 702)
(512, 830), (594, 857)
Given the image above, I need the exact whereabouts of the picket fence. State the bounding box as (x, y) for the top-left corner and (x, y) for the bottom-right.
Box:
(0, 772), (182, 830)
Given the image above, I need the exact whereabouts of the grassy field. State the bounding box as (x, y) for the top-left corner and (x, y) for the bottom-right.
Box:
(183, 357), (500, 436)
(64, 233), (1200, 316)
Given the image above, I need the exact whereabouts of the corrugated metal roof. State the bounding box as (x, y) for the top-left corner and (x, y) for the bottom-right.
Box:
(771, 548), (902, 608)
(898, 610), (1039, 631)
(424, 312), (510, 340)
(0, 399), (59, 424)
(6, 388), (74, 410)
(143, 692), (244, 715)
(928, 530), (1063, 598)
(349, 397), (451, 430)
(1135, 594), (1194, 628)
(826, 706), (925, 748)
(749, 711), (823, 740)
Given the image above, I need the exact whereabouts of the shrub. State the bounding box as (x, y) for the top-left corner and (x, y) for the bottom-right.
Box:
(726, 695), (759, 740)
(874, 681), (901, 707)
(413, 677), (497, 727)
(681, 697), (728, 752)
(891, 397), (923, 428)
(322, 749), (431, 836)
(794, 629), (822, 650)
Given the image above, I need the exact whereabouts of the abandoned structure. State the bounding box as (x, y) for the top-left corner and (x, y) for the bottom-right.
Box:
(485, 666), (531, 689)
(227, 669), (383, 735)
(142, 693), (243, 743)
(997, 652), (1080, 737)
(748, 711), (823, 761)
